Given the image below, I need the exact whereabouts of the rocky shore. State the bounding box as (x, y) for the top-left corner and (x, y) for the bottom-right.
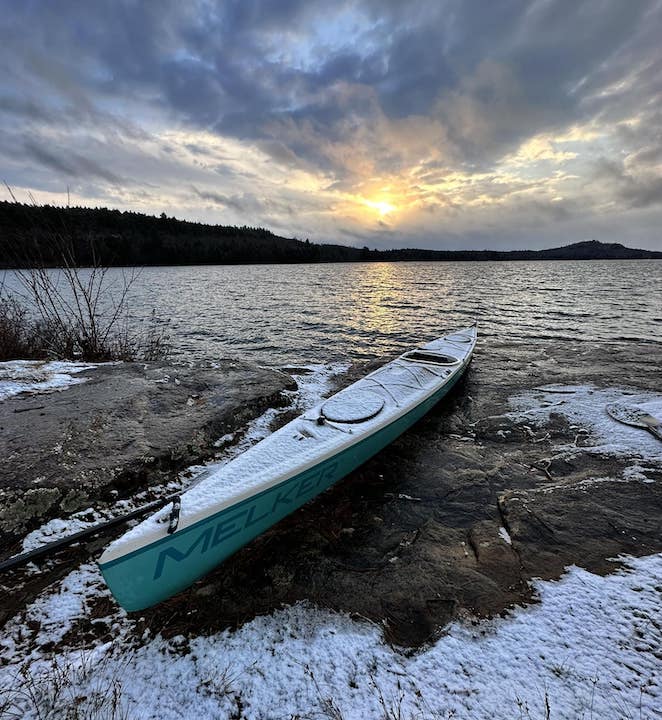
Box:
(1, 339), (661, 648)
(0, 359), (295, 544)
(131, 338), (661, 647)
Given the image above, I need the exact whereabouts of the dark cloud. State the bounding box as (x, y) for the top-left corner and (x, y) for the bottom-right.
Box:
(21, 140), (124, 185)
(3, 1), (659, 160)
(1, 0), (661, 249)
(620, 176), (662, 209)
(191, 184), (318, 221)
(191, 186), (252, 214)
(593, 156), (662, 210)
(0, 97), (53, 124)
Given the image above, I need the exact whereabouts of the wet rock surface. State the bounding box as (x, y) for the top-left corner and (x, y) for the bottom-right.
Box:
(0, 360), (295, 545)
(2, 339), (661, 649)
(136, 339), (662, 647)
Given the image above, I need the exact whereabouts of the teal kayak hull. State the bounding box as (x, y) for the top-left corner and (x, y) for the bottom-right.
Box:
(100, 359), (469, 611)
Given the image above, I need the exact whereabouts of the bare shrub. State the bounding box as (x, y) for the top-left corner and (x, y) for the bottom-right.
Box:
(1, 188), (169, 362)
(140, 309), (171, 361)
(108, 309), (171, 362)
(0, 292), (39, 360)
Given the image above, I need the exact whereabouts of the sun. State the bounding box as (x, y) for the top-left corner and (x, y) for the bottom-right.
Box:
(363, 197), (396, 217)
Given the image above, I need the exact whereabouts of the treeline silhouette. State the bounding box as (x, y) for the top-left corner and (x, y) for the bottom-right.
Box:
(0, 201), (659, 268)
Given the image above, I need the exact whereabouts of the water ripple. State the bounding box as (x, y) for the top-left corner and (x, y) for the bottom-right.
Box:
(2, 259), (660, 365)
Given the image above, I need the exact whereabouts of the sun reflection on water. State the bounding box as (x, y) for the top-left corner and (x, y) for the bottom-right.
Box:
(344, 262), (446, 339)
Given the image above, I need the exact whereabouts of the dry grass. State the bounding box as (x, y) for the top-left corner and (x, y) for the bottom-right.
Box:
(0, 653), (130, 720)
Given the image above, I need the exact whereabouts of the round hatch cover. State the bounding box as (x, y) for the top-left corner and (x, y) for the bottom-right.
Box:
(445, 333), (472, 343)
(322, 390), (385, 423)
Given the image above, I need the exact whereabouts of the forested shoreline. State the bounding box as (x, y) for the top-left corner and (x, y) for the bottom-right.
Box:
(1, 200), (660, 267)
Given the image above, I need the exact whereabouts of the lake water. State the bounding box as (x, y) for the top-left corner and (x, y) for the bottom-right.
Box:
(125, 260), (661, 365)
(3, 260), (661, 365)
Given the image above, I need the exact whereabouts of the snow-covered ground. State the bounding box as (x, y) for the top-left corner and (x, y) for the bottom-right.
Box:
(0, 360), (99, 401)
(508, 384), (662, 464)
(1, 379), (660, 719)
(1, 556), (659, 719)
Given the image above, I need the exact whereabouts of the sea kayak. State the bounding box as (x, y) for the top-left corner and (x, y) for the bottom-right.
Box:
(99, 324), (477, 610)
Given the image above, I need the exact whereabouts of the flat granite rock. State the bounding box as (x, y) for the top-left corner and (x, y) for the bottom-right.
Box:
(132, 339), (662, 647)
(0, 360), (295, 544)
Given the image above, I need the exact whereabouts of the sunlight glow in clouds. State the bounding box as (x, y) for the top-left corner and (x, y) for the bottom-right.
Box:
(362, 198), (396, 217)
(1, 1), (661, 250)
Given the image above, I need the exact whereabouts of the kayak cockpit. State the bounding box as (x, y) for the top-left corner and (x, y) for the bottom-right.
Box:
(402, 350), (460, 365)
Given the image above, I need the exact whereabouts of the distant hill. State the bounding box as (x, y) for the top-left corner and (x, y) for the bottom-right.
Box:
(512, 239), (662, 261)
(375, 239), (662, 262)
(0, 201), (659, 267)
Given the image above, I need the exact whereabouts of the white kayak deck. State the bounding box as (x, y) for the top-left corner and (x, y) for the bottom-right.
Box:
(100, 326), (476, 564)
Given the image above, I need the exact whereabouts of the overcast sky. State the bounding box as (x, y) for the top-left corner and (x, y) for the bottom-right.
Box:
(1, 1), (661, 250)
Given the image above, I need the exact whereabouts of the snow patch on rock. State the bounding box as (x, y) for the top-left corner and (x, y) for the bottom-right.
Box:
(0, 360), (100, 401)
(509, 384), (662, 464)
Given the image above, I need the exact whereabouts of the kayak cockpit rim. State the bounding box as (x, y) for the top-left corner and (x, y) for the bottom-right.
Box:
(402, 350), (461, 365)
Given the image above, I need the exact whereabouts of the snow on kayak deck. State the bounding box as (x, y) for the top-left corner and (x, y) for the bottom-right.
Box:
(0, 360), (99, 401)
(101, 329), (475, 562)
